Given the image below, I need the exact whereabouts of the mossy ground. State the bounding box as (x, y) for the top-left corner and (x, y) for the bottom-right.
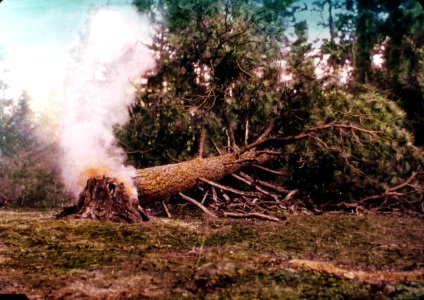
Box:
(0, 210), (423, 299)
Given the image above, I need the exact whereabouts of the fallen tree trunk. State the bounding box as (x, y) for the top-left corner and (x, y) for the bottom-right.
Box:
(134, 150), (270, 204)
(59, 150), (273, 222)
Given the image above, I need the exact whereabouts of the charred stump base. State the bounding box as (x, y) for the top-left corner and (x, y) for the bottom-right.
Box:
(58, 176), (148, 223)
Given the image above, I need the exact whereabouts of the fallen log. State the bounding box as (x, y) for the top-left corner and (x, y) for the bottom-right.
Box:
(59, 150), (273, 222)
(133, 151), (269, 204)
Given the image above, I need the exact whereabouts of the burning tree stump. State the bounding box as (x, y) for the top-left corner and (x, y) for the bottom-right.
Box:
(59, 176), (148, 223)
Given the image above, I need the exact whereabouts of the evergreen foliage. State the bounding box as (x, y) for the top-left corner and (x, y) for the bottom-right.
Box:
(119, 0), (295, 167)
(0, 94), (71, 208)
(286, 89), (421, 207)
(116, 0), (423, 211)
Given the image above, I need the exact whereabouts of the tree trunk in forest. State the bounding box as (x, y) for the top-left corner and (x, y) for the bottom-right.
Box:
(59, 150), (272, 222)
(134, 150), (269, 204)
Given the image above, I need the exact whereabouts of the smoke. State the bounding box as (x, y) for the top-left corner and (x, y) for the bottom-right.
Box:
(1, 5), (155, 199)
(59, 7), (155, 198)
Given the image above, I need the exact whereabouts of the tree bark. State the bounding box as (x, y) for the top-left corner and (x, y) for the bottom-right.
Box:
(58, 176), (148, 223)
(134, 150), (268, 205)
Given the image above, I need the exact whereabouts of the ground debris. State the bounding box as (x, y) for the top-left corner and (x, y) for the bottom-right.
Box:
(0, 210), (423, 299)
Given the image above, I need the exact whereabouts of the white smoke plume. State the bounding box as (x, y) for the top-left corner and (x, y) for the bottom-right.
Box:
(1, 5), (155, 199)
(59, 7), (155, 198)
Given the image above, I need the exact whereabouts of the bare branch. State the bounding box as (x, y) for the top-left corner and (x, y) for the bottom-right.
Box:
(282, 123), (382, 142)
(252, 164), (289, 176)
(231, 173), (280, 201)
(359, 172), (421, 204)
(238, 172), (289, 194)
(244, 120), (249, 146)
(199, 177), (262, 197)
(244, 121), (275, 150)
(243, 122), (383, 153)
(282, 190), (298, 204)
(200, 190), (209, 205)
(179, 192), (217, 218)
(211, 139), (223, 155)
(211, 186), (218, 203)
(162, 200), (172, 218)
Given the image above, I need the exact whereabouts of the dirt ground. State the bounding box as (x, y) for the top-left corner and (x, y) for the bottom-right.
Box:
(0, 209), (423, 299)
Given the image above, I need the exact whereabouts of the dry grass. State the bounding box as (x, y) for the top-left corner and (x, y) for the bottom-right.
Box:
(0, 210), (423, 299)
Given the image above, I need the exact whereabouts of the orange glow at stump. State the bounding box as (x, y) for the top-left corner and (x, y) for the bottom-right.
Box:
(78, 166), (138, 199)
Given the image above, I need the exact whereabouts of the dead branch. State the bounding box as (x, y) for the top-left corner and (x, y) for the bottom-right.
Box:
(179, 192), (217, 218)
(199, 177), (262, 197)
(200, 190), (209, 205)
(244, 120), (249, 145)
(211, 186), (218, 203)
(243, 122), (383, 153)
(231, 173), (280, 201)
(252, 164), (289, 176)
(359, 172), (421, 204)
(211, 139), (223, 155)
(255, 150), (283, 155)
(282, 190), (298, 204)
(225, 126), (238, 151)
(238, 171), (289, 194)
(244, 121), (274, 150)
(220, 189), (231, 202)
(162, 200), (172, 218)
(282, 123), (382, 142)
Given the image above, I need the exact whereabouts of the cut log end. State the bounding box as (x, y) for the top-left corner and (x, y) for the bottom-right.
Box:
(58, 176), (148, 223)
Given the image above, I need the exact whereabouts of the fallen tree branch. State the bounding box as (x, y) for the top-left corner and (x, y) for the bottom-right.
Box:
(282, 190), (298, 204)
(200, 190), (209, 205)
(199, 177), (262, 197)
(179, 192), (217, 218)
(359, 171), (421, 204)
(231, 173), (280, 201)
(252, 164), (289, 176)
(238, 171), (289, 194)
(162, 200), (172, 218)
(243, 122), (383, 153)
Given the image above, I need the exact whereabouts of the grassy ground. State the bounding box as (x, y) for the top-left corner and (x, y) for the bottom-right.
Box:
(0, 209), (423, 299)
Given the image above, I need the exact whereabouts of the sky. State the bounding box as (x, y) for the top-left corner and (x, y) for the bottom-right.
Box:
(0, 0), (327, 58)
(0, 0), (133, 52)
(0, 0), (134, 110)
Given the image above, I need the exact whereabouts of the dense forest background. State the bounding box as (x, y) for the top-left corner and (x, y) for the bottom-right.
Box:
(0, 0), (423, 214)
